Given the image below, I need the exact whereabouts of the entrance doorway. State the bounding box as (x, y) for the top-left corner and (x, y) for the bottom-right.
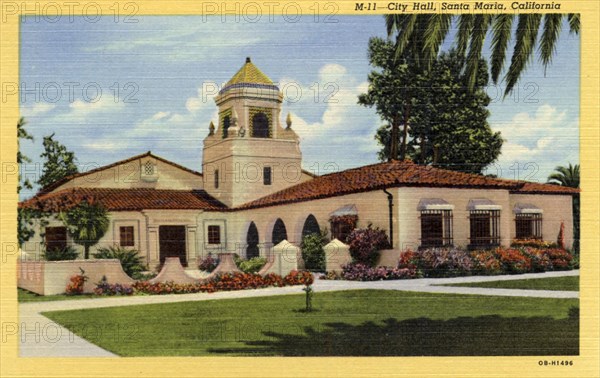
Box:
(159, 225), (187, 266)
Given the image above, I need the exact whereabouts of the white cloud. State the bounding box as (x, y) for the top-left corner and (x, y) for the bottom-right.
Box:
(491, 104), (579, 181)
(20, 102), (56, 117)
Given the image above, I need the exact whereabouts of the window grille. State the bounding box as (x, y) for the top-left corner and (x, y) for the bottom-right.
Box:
(119, 226), (135, 247)
(515, 213), (543, 239)
(207, 225), (221, 244)
(420, 210), (453, 247)
(469, 210), (501, 249)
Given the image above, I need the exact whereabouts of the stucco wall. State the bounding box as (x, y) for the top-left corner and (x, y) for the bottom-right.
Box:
(510, 193), (574, 248)
(53, 156), (203, 192)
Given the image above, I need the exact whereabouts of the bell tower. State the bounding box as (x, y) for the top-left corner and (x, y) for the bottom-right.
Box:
(202, 57), (303, 208)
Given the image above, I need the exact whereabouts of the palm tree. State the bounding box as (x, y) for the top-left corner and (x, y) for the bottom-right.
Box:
(547, 163), (580, 188)
(385, 14), (580, 95)
(547, 163), (580, 253)
(60, 201), (110, 259)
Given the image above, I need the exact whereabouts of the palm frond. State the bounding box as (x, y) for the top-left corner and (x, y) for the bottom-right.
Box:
(393, 15), (419, 62)
(567, 14), (580, 34)
(465, 14), (491, 91)
(539, 14), (563, 76)
(456, 14), (474, 60)
(504, 14), (542, 96)
(422, 14), (453, 69)
(490, 14), (514, 84)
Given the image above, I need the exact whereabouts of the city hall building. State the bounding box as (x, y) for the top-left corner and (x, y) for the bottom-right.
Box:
(19, 58), (579, 268)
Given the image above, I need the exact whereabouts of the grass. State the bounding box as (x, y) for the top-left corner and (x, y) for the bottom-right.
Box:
(42, 290), (579, 357)
(18, 288), (97, 302)
(438, 276), (579, 291)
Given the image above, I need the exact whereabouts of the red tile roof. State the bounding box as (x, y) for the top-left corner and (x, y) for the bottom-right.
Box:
(19, 188), (225, 212)
(40, 151), (202, 193)
(511, 181), (580, 195)
(237, 160), (579, 210)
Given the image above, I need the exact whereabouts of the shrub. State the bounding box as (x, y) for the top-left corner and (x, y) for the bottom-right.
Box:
(283, 270), (314, 286)
(42, 246), (79, 261)
(341, 263), (417, 281)
(470, 250), (502, 275)
(346, 225), (390, 266)
(521, 247), (553, 272)
(545, 248), (573, 270)
(301, 231), (328, 271)
(320, 271), (343, 280)
(94, 276), (134, 296)
(236, 256), (267, 273)
(198, 254), (219, 272)
(131, 271), (157, 281)
(511, 239), (558, 249)
(494, 247), (532, 274)
(416, 248), (473, 278)
(65, 268), (87, 295)
(93, 246), (146, 277)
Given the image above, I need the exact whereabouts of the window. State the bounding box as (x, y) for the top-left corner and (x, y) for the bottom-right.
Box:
(214, 169), (219, 189)
(222, 116), (230, 138)
(45, 227), (67, 252)
(207, 225), (221, 244)
(119, 226), (135, 247)
(330, 215), (357, 243)
(420, 210), (453, 247)
(252, 112), (269, 138)
(271, 218), (288, 245)
(469, 210), (501, 249)
(144, 161), (154, 175)
(515, 213), (543, 239)
(263, 166), (272, 185)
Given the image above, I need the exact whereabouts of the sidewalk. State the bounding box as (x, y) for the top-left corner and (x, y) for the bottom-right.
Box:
(19, 269), (579, 357)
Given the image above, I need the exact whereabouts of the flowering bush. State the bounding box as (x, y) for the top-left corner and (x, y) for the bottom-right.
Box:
(521, 247), (553, 272)
(65, 268), (88, 295)
(198, 254), (219, 272)
(511, 239), (558, 249)
(341, 263), (417, 281)
(94, 276), (134, 296)
(470, 250), (502, 275)
(494, 248), (532, 274)
(126, 271), (311, 295)
(417, 248), (473, 278)
(346, 225), (390, 266)
(398, 250), (419, 271)
(320, 271), (343, 280)
(283, 270), (314, 286)
(545, 248), (573, 270)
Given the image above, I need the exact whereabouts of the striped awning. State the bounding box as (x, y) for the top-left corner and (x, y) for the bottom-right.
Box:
(468, 199), (502, 211)
(417, 198), (454, 211)
(329, 204), (358, 217)
(513, 203), (543, 214)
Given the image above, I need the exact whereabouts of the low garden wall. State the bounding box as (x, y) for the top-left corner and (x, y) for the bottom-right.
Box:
(17, 259), (134, 295)
(324, 239), (352, 273)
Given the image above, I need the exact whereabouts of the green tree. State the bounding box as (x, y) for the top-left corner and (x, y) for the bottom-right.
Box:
(17, 117), (34, 192)
(547, 163), (580, 252)
(60, 201), (109, 259)
(385, 14), (580, 95)
(358, 37), (417, 160)
(37, 133), (78, 190)
(362, 39), (502, 173)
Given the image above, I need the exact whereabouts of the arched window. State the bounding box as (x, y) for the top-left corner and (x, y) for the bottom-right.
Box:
(302, 214), (320, 239)
(246, 222), (260, 259)
(222, 115), (231, 138)
(252, 112), (269, 138)
(271, 218), (288, 245)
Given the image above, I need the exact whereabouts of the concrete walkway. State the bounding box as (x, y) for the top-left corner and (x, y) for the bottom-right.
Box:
(19, 269), (579, 357)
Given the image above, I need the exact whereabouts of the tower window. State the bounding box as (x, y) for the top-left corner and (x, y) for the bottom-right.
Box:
(214, 170), (219, 189)
(222, 116), (231, 138)
(252, 112), (269, 138)
(263, 166), (272, 185)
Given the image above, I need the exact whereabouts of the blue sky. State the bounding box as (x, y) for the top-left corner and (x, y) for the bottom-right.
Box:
(19, 15), (580, 199)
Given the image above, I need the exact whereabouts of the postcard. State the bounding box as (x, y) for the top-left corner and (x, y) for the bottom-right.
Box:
(1, 1), (598, 377)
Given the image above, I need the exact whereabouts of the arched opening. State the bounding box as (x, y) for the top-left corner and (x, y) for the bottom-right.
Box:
(271, 218), (288, 245)
(301, 214), (320, 240)
(252, 112), (269, 138)
(222, 115), (231, 138)
(246, 222), (260, 258)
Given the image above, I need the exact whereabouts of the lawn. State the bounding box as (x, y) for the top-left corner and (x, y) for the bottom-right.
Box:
(438, 276), (579, 291)
(18, 288), (96, 302)
(42, 290), (579, 356)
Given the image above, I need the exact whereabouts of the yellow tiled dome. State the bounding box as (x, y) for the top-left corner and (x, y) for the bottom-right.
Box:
(222, 57), (276, 91)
